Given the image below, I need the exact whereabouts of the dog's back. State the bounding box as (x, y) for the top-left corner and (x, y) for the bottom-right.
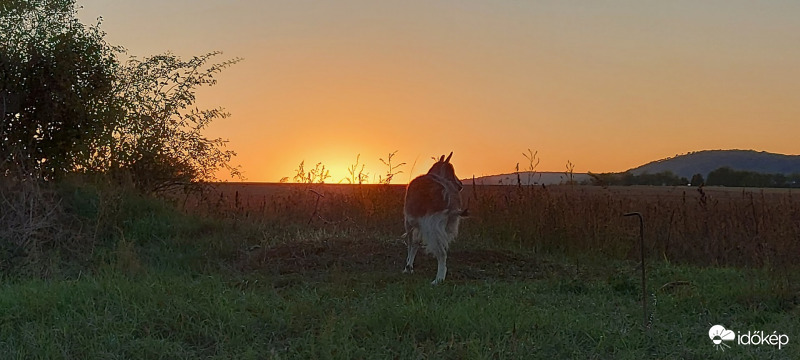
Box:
(404, 175), (455, 218)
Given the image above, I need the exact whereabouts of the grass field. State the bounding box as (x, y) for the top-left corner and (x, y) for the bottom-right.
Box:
(1, 181), (798, 358)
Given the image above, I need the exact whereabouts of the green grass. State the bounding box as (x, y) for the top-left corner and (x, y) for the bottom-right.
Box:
(1, 255), (797, 359)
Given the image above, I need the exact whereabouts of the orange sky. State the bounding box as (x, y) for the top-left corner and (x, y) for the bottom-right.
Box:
(77, 1), (800, 183)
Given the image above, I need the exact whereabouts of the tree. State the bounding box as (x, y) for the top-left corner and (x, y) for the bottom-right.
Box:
(108, 52), (243, 191)
(1, 0), (122, 179)
(690, 173), (704, 186)
(1, 0), (242, 191)
(707, 167), (785, 188)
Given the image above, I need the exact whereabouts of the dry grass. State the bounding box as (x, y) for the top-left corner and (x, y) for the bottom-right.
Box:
(466, 184), (800, 268)
(0, 178), (84, 276)
(184, 182), (800, 270)
(0, 175), (163, 277)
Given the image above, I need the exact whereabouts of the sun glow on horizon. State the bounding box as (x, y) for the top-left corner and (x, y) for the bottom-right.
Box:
(276, 150), (436, 185)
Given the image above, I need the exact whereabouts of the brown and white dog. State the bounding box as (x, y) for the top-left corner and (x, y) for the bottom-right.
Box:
(403, 152), (464, 285)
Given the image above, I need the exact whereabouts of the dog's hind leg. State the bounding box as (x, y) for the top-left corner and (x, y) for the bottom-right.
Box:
(429, 229), (448, 285)
(403, 228), (419, 274)
(404, 243), (418, 273)
(432, 251), (447, 285)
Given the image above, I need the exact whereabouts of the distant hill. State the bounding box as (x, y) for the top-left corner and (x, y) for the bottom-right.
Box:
(628, 150), (800, 178)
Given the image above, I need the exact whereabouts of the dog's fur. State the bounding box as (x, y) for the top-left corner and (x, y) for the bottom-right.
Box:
(403, 152), (464, 285)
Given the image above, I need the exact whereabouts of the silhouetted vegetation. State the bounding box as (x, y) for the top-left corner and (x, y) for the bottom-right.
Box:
(690, 173), (705, 186)
(378, 150), (406, 184)
(1, 0), (242, 279)
(1, 0), (120, 179)
(590, 167), (800, 188)
(111, 52), (242, 192)
(588, 171), (689, 187)
(343, 154), (368, 184)
(706, 167), (800, 188)
(1, 0), (241, 191)
(564, 160), (576, 185)
(292, 160), (331, 183)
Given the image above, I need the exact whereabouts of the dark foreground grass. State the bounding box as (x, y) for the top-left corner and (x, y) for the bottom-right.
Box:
(1, 256), (797, 359)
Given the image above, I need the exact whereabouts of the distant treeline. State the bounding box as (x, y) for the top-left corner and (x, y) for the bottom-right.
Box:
(588, 171), (689, 187)
(589, 167), (800, 188)
(705, 167), (800, 188)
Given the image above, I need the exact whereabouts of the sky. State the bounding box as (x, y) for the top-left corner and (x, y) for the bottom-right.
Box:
(76, 0), (800, 183)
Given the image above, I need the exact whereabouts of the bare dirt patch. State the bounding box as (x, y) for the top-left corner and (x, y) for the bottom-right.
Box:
(238, 237), (564, 285)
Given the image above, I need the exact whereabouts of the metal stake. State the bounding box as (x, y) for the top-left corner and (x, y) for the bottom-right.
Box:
(624, 212), (647, 328)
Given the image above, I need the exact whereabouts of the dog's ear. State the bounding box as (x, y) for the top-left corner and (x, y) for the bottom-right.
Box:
(445, 152), (453, 163)
(439, 155), (445, 162)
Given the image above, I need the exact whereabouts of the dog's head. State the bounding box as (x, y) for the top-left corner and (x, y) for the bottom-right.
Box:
(427, 152), (463, 191)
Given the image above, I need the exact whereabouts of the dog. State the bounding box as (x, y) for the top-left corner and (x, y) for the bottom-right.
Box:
(403, 152), (464, 285)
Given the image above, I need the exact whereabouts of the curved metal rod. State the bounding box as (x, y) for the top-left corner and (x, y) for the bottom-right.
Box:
(624, 212), (647, 329)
